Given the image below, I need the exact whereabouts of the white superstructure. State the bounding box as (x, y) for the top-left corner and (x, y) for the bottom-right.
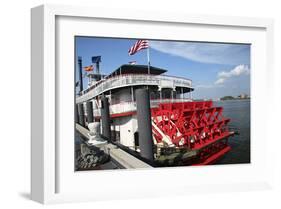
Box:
(76, 64), (194, 151)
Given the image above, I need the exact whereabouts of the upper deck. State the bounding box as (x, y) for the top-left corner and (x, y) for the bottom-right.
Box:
(76, 65), (193, 103)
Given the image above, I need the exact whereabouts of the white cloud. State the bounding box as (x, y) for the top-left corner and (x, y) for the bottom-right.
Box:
(150, 41), (250, 65)
(196, 84), (214, 89)
(196, 65), (250, 88)
(214, 78), (225, 85)
(215, 65), (250, 85)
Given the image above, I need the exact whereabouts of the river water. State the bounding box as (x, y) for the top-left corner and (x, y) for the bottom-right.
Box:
(214, 99), (251, 165)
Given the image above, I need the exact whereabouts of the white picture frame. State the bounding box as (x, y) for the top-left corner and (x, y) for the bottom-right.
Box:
(31, 4), (274, 204)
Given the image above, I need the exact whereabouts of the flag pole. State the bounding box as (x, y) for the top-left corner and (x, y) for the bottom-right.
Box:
(147, 46), (150, 74)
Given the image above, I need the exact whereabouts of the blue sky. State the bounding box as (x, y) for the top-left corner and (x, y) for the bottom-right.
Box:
(75, 37), (250, 99)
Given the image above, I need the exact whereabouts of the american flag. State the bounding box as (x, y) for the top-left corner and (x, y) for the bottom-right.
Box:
(128, 40), (149, 55)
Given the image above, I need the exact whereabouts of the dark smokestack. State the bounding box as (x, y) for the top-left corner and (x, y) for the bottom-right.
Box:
(96, 61), (100, 75)
(78, 56), (83, 93)
(92, 56), (101, 80)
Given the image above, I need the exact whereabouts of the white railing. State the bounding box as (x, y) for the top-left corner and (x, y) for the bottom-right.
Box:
(76, 74), (192, 103)
(93, 98), (192, 117)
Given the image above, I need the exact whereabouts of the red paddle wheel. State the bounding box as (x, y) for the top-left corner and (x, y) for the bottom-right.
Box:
(151, 101), (234, 165)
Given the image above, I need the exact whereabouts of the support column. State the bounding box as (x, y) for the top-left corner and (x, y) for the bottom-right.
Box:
(78, 103), (85, 127)
(78, 57), (83, 93)
(136, 89), (154, 161)
(131, 86), (134, 102)
(101, 96), (111, 140)
(75, 104), (79, 123)
(86, 101), (94, 123)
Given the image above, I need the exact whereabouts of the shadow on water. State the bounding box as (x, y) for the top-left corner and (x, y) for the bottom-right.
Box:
(214, 100), (251, 165)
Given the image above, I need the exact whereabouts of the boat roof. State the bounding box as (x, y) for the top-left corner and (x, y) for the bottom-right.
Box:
(87, 73), (106, 80)
(107, 64), (167, 77)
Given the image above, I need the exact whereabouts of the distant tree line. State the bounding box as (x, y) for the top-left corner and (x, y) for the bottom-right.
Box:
(220, 96), (235, 100)
(220, 94), (250, 101)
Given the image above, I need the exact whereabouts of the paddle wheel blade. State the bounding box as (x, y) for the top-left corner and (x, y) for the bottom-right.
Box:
(151, 101), (234, 164)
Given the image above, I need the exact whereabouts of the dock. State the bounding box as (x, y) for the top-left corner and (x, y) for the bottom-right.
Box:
(76, 123), (152, 169)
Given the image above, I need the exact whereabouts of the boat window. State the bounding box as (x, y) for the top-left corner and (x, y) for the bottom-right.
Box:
(161, 88), (173, 99)
(134, 132), (139, 147)
(111, 130), (120, 142)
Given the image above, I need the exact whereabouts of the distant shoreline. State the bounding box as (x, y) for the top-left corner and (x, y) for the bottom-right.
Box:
(194, 98), (250, 102)
(218, 98), (250, 102)
(219, 95), (250, 101)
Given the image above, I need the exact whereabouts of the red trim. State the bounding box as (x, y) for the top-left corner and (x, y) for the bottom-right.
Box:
(193, 146), (231, 165)
(192, 132), (234, 150)
(94, 111), (136, 120)
(110, 111), (136, 118)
